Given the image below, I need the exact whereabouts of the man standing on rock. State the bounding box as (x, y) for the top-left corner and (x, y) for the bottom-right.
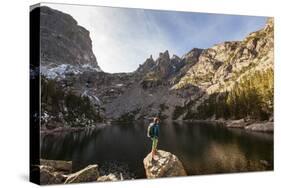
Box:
(147, 117), (160, 160)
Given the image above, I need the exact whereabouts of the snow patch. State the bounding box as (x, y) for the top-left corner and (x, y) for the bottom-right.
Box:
(115, 84), (124, 87)
(41, 63), (102, 79)
(82, 63), (102, 72)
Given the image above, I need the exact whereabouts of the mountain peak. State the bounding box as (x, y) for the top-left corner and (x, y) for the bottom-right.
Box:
(39, 6), (101, 71)
(159, 50), (170, 60)
(171, 54), (180, 61)
(266, 17), (274, 27)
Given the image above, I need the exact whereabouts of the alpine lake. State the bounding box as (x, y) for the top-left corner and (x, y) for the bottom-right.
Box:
(41, 121), (273, 179)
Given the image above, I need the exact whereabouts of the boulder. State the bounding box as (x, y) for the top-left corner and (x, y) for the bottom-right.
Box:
(143, 150), (187, 178)
(39, 165), (66, 185)
(39, 159), (121, 184)
(97, 173), (118, 182)
(65, 164), (99, 184)
(40, 159), (72, 173)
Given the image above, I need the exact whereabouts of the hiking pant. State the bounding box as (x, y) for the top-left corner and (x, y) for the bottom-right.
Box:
(151, 137), (158, 151)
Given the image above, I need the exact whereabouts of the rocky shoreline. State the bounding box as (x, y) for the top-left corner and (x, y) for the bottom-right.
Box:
(38, 150), (186, 185)
(223, 119), (273, 133)
(39, 159), (120, 184)
(40, 122), (109, 135)
(180, 119), (274, 133)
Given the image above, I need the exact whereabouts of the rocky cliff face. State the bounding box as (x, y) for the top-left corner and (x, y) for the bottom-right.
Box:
(170, 18), (274, 120)
(172, 18), (273, 93)
(136, 50), (186, 80)
(37, 6), (104, 129)
(39, 6), (101, 80)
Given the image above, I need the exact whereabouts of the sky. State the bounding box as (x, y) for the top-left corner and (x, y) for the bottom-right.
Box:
(43, 3), (268, 73)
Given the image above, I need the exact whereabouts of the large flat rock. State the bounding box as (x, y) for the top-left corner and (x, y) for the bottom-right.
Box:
(40, 159), (72, 173)
(65, 164), (99, 184)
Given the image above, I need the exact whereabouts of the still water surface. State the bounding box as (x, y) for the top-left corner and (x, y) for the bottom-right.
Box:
(41, 121), (273, 178)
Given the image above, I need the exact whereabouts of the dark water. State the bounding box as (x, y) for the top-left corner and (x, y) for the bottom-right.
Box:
(41, 121), (273, 178)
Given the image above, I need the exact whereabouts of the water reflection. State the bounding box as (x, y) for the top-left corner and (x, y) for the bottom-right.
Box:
(41, 121), (273, 178)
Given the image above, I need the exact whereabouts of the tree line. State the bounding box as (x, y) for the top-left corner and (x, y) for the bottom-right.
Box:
(184, 68), (273, 120)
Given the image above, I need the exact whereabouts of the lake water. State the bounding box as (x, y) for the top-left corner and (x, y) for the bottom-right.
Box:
(40, 121), (273, 179)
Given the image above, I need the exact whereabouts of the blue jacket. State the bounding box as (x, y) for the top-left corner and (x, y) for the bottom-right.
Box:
(149, 123), (160, 138)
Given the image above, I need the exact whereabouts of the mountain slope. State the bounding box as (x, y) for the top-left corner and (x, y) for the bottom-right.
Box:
(36, 6), (104, 128)
(170, 18), (274, 120)
(104, 18), (274, 121)
(38, 6), (273, 125)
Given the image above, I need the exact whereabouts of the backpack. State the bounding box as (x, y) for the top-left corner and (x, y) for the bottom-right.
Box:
(147, 123), (155, 138)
